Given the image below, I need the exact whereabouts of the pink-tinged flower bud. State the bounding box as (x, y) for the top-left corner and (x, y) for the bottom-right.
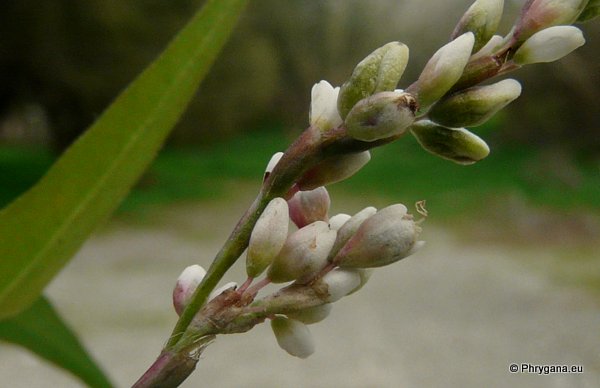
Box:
(310, 80), (343, 132)
(451, 0), (505, 52)
(345, 91), (417, 142)
(514, 0), (588, 42)
(328, 213), (351, 231)
(208, 281), (238, 301)
(271, 316), (315, 358)
(246, 198), (289, 278)
(264, 152), (284, 181)
(287, 303), (333, 324)
(329, 206), (377, 259)
(334, 204), (423, 268)
(428, 79), (522, 128)
(513, 26), (585, 65)
(410, 32), (475, 110)
(172, 265), (206, 316)
(288, 187), (330, 228)
(267, 221), (337, 283)
(411, 121), (490, 165)
(318, 268), (363, 302)
(297, 151), (371, 190)
(337, 42), (410, 119)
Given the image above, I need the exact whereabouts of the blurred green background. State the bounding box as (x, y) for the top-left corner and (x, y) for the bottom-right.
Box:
(1, 0), (599, 218)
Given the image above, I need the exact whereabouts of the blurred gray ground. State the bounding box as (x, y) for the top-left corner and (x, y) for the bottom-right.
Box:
(0, 198), (598, 388)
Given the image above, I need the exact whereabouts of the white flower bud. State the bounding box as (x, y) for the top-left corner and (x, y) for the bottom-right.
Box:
(471, 35), (504, 60)
(337, 42), (410, 119)
(328, 213), (351, 231)
(208, 281), (237, 301)
(319, 268), (362, 302)
(347, 269), (374, 296)
(310, 80), (343, 132)
(345, 91), (417, 142)
(297, 151), (371, 191)
(267, 221), (337, 283)
(412, 32), (475, 109)
(287, 304), (333, 324)
(330, 206), (378, 259)
(513, 26), (586, 65)
(246, 198), (289, 278)
(451, 0), (504, 52)
(515, 0), (588, 42)
(288, 187), (330, 228)
(411, 121), (490, 165)
(264, 152), (284, 181)
(271, 316), (315, 359)
(428, 79), (522, 128)
(334, 204), (422, 268)
(172, 265), (206, 316)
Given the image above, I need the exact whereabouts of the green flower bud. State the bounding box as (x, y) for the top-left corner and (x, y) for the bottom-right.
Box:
(337, 42), (410, 119)
(288, 187), (330, 228)
(577, 0), (600, 22)
(428, 79), (522, 128)
(411, 120), (490, 165)
(329, 206), (377, 260)
(297, 151), (371, 190)
(513, 26), (585, 65)
(271, 316), (315, 359)
(451, 0), (505, 52)
(268, 221), (336, 283)
(287, 303), (333, 324)
(328, 213), (351, 231)
(514, 0), (588, 42)
(334, 204), (423, 268)
(246, 198), (289, 278)
(411, 32), (475, 110)
(471, 35), (504, 60)
(318, 268), (363, 302)
(345, 91), (417, 142)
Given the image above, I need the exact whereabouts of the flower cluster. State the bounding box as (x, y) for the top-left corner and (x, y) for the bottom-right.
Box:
(156, 0), (597, 381)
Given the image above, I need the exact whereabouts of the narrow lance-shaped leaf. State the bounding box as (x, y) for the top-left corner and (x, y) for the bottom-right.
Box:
(0, 0), (249, 319)
(0, 296), (113, 388)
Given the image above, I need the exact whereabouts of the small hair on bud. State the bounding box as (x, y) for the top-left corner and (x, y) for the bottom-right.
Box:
(411, 121), (490, 165)
(271, 316), (315, 358)
(513, 26), (585, 65)
(288, 187), (331, 228)
(334, 204), (422, 268)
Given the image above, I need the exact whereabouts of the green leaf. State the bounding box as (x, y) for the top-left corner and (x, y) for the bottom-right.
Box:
(0, 0), (248, 319)
(0, 296), (112, 387)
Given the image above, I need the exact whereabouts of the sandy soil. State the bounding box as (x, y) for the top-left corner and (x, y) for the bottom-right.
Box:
(0, 199), (598, 388)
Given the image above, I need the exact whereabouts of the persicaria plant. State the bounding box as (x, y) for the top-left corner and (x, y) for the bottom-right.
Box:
(134, 0), (597, 386)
